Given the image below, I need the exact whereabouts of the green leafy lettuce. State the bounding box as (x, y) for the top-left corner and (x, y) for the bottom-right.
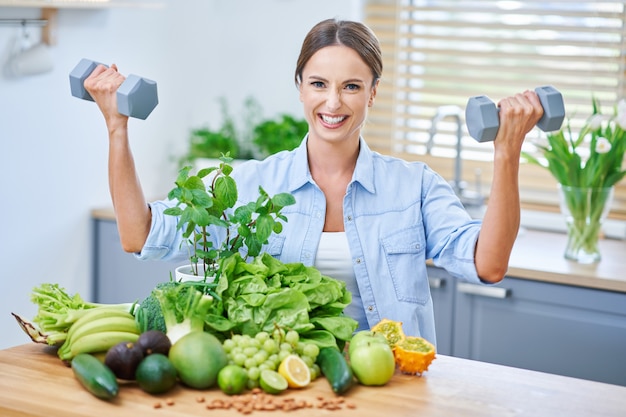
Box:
(206, 253), (357, 349)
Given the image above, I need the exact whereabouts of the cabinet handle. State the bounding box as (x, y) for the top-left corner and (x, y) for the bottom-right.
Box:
(457, 282), (510, 299)
(428, 277), (446, 289)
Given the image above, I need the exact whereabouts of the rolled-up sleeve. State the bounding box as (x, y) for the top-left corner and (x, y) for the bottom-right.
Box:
(135, 200), (188, 262)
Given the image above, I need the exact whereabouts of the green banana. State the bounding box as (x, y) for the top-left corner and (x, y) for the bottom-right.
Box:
(58, 309), (137, 360)
(69, 331), (140, 358)
(61, 316), (138, 354)
(67, 308), (135, 340)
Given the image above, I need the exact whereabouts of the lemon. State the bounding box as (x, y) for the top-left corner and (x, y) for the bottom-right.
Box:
(277, 354), (311, 389)
(259, 369), (288, 395)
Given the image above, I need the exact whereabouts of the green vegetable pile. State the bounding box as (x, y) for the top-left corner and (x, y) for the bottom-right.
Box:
(19, 256), (356, 353)
(136, 253), (357, 350)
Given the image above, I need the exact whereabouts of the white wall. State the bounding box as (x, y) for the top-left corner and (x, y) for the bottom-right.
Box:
(0, 0), (362, 349)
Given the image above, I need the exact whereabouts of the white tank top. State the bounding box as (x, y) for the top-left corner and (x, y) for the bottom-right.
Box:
(315, 232), (368, 331)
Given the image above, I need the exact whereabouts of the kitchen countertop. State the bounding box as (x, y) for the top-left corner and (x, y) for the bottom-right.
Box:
(506, 227), (626, 292)
(2, 343), (626, 417)
(92, 208), (626, 293)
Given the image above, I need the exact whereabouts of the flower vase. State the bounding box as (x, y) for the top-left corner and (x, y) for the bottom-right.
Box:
(558, 185), (614, 264)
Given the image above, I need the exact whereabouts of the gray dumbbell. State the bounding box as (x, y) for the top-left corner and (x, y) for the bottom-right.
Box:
(465, 86), (565, 143)
(69, 58), (158, 120)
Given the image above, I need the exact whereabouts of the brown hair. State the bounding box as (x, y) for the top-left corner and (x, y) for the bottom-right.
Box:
(294, 19), (383, 88)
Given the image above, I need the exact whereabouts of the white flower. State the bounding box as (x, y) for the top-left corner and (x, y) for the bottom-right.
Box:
(595, 137), (612, 154)
(587, 114), (604, 130)
(616, 99), (626, 129)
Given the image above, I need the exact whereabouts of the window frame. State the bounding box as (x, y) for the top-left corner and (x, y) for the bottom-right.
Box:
(363, 0), (626, 219)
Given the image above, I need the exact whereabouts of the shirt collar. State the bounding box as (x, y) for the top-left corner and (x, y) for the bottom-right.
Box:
(288, 135), (376, 195)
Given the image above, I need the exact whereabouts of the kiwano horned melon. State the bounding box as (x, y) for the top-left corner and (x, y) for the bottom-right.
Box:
(371, 318), (406, 347)
(393, 336), (436, 375)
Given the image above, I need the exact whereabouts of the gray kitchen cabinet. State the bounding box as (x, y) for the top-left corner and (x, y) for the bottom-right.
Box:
(452, 275), (626, 386)
(93, 219), (183, 304)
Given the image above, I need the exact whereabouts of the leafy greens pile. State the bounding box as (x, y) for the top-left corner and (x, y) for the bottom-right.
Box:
(205, 253), (357, 349)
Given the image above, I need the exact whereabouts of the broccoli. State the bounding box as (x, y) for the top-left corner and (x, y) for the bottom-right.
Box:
(135, 281), (174, 334)
(135, 280), (217, 345)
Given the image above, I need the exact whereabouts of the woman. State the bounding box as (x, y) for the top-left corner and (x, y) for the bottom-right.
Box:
(84, 19), (543, 345)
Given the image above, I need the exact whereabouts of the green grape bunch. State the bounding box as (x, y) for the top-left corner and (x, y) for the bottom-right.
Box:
(222, 328), (320, 390)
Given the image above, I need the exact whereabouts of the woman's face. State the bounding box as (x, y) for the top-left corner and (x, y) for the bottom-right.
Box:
(299, 45), (378, 147)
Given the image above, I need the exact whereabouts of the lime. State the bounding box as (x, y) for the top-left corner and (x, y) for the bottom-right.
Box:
(135, 353), (178, 394)
(217, 365), (248, 395)
(259, 369), (288, 395)
(169, 331), (228, 389)
(277, 354), (310, 388)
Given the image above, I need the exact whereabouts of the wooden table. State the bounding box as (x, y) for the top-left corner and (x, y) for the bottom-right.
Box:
(1, 344), (625, 417)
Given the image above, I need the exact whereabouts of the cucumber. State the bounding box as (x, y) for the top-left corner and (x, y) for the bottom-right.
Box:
(71, 353), (119, 400)
(316, 347), (354, 394)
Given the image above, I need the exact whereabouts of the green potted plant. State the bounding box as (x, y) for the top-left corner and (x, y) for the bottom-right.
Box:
(164, 155), (296, 280)
(179, 97), (261, 168)
(252, 114), (308, 158)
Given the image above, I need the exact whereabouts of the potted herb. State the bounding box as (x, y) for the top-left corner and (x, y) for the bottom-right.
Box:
(252, 114), (308, 158)
(164, 155), (296, 280)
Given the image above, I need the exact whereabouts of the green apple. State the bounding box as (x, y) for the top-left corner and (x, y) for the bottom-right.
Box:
(349, 330), (388, 356)
(348, 330), (395, 386)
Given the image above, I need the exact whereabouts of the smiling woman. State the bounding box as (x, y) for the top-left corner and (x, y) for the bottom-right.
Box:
(83, 16), (546, 347)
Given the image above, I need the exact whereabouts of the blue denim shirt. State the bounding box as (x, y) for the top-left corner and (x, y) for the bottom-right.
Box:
(139, 137), (483, 345)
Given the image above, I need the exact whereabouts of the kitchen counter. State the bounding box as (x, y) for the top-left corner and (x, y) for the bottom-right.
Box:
(92, 208), (626, 293)
(2, 343), (626, 417)
(507, 228), (626, 292)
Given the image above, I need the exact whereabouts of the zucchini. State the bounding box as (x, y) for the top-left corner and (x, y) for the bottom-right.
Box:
(316, 347), (354, 394)
(71, 353), (119, 400)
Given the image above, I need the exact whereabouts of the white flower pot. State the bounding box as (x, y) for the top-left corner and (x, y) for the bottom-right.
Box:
(174, 263), (218, 282)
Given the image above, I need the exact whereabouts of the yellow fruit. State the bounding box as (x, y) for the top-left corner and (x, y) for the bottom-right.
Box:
(393, 336), (436, 375)
(277, 354), (311, 388)
(371, 318), (406, 347)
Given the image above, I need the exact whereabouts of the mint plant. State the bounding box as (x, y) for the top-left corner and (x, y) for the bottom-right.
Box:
(164, 155), (296, 278)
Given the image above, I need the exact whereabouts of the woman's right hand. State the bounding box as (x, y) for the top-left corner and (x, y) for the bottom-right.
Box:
(83, 63), (129, 133)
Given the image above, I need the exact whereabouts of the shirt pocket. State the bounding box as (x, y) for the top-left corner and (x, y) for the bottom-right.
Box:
(381, 225), (429, 305)
(264, 235), (286, 258)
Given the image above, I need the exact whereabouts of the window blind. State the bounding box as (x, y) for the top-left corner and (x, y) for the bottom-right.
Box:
(363, 0), (626, 218)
